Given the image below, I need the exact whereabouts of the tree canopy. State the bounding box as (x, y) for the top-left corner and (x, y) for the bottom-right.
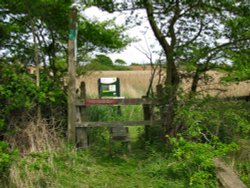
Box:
(0, 0), (131, 69)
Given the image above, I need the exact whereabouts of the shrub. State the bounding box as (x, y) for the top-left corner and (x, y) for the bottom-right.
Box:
(168, 136), (237, 187)
(165, 96), (246, 186)
(0, 141), (17, 185)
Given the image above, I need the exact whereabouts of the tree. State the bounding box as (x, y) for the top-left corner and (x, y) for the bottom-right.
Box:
(92, 54), (113, 66)
(90, 0), (250, 137)
(222, 4), (250, 82)
(114, 58), (126, 65)
(0, 0), (130, 69)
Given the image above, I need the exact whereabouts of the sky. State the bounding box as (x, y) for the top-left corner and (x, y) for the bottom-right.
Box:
(83, 6), (161, 65)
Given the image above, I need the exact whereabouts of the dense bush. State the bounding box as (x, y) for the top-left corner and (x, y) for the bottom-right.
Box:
(165, 95), (250, 186)
(0, 62), (67, 185)
(0, 63), (37, 137)
(0, 63), (67, 135)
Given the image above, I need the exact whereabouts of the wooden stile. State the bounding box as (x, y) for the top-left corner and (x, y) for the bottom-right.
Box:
(74, 82), (160, 149)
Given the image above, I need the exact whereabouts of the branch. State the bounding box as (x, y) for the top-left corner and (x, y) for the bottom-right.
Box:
(195, 38), (250, 64)
(179, 0), (203, 17)
(178, 18), (204, 49)
(143, 0), (170, 54)
(169, 0), (180, 48)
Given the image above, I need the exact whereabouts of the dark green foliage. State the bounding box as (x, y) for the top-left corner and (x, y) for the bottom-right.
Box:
(222, 49), (250, 82)
(0, 63), (36, 130)
(92, 54), (113, 66)
(0, 62), (67, 129)
(114, 58), (126, 65)
(236, 161), (250, 187)
(175, 97), (250, 143)
(168, 136), (237, 187)
(0, 141), (17, 185)
(80, 54), (130, 71)
(79, 20), (131, 53)
(84, 61), (130, 71)
(0, 0), (131, 71)
(164, 95), (250, 186)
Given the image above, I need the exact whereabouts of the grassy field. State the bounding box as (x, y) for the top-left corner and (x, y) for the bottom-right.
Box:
(78, 70), (250, 98)
(77, 71), (157, 98)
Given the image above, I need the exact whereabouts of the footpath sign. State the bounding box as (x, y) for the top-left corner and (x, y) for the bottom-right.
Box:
(98, 77), (120, 98)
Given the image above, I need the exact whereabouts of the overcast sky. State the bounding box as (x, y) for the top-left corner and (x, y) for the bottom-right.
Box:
(83, 6), (161, 65)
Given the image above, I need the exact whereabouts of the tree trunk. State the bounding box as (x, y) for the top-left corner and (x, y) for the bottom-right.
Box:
(164, 55), (179, 136)
(31, 19), (41, 123)
(191, 68), (200, 93)
(144, 0), (180, 137)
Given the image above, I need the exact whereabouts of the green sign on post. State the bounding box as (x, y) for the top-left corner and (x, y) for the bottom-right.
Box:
(69, 29), (76, 40)
(98, 77), (120, 98)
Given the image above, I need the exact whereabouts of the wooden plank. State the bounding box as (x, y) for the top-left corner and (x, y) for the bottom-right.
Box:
(214, 158), (247, 188)
(76, 120), (162, 128)
(76, 98), (157, 106)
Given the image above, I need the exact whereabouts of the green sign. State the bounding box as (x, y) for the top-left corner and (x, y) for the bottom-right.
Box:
(69, 29), (76, 40)
(98, 77), (120, 98)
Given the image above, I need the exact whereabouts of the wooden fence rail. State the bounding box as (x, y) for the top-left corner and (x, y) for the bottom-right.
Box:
(76, 120), (161, 128)
(76, 98), (158, 106)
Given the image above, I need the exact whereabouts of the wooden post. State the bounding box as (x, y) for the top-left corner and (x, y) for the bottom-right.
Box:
(156, 84), (164, 121)
(67, 6), (77, 143)
(76, 82), (89, 148)
(142, 96), (151, 140)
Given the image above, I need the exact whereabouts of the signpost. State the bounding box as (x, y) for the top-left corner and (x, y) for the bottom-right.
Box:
(67, 6), (77, 143)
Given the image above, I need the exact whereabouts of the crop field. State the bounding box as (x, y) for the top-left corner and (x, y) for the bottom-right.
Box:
(77, 70), (250, 98)
(77, 70), (157, 98)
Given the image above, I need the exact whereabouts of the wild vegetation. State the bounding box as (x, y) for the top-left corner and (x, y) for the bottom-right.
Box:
(0, 0), (250, 188)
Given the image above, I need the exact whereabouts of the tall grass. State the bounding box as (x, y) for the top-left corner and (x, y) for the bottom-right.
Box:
(6, 112), (186, 188)
(9, 145), (186, 188)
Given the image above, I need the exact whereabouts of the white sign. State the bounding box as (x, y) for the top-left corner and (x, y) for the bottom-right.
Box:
(100, 77), (117, 84)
